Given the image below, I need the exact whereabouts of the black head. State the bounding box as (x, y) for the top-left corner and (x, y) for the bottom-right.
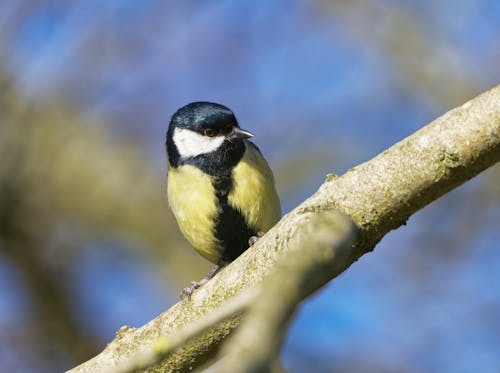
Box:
(166, 102), (253, 173)
(169, 102), (237, 134)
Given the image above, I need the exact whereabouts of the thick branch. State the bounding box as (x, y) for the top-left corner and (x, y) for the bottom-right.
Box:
(69, 85), (500, 373)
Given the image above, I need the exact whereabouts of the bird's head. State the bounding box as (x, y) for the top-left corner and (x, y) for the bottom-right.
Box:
(166, 102), (252, 164)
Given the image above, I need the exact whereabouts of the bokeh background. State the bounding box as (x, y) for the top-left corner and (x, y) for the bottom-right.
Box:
(0, 1), (499, 372)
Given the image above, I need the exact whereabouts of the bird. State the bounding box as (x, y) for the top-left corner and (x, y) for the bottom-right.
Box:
(166, 102), (281, 298)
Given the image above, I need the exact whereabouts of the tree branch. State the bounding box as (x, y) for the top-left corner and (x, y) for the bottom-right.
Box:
(111, 289), (257, 373)
(68, 84), (500, 373)
(216, 211), (356, 373)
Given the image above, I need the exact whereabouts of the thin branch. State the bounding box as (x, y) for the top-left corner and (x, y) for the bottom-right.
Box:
(111, 289), (257, 373)
(68, 84), (500, 373)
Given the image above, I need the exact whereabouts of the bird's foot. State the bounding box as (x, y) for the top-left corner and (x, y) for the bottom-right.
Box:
(248, 236), (259, 246)
(180, 280), (206, 300)
(248, 231), (264, 246)
(179, 263), (226, 300)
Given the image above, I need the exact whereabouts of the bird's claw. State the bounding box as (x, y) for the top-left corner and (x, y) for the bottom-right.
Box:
(179, 264), (225, 300)
(248, 232), (264, 246)
(248, 236), (259, 246)
(180, 281), (201, 300)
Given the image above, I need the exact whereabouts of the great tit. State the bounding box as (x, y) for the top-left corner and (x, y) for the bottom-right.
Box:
(166, 102), (281, 298)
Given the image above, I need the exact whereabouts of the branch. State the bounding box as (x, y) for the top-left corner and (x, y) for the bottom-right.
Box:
(68, 85), (500, 373)
(111, 289), (257, 373)
(216, 211), (356, 373)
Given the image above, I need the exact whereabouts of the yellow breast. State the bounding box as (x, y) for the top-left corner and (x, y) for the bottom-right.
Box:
(167, 164), (221, 263)
(228, 142), (281, 233)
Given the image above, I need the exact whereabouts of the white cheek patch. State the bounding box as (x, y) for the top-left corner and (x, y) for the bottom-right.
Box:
(173, 128), (225, 158)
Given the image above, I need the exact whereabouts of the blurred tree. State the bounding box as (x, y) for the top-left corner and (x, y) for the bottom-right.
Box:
(322, 0), (489, 107)
(0, 71), (208, 369)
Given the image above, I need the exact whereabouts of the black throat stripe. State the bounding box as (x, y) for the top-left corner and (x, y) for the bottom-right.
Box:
(212, 174), (257, 263)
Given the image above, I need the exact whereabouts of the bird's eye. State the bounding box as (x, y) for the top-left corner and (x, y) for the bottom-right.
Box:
(203, 129), (217, 137)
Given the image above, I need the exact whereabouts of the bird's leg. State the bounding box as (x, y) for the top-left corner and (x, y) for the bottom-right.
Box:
(248, 231), (264, 247)
(180, 261), (227, 300)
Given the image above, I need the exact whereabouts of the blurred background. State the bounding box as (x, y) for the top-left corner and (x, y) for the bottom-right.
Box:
(0, 1), (499, 372)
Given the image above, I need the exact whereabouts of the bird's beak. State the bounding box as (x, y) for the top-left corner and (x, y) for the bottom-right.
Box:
(227, 127), (253, 142)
